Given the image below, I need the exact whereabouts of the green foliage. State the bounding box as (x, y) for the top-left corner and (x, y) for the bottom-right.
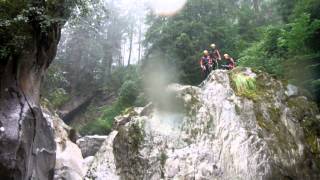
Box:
(143, 0), (319, 104)
(239, 26), (285, 76)
(118, 80), (139, 106)
(110, 65), (145, 107)
(42, 63), (69, 92)
(107, 66), (141, 91)
(79, 90), (143, 135)
(287, 96), (320, 165)
(79, 66), (144, 135)
(47, 88), (70, 109)
(239, 0), (320, 103)
(0, 0), (102, 62)
(0, 0), (77, 61)
(129, 123), (145, 152)
(276, 0), (297, 22)
(143, 0), (277, 85)
(159, 151), (168, 178)
(280, 13), (320, 54)
(102, 102), (125, 126)
(79, 115), (113, 135)
(79, 100), (124, 135)
(230, 70), (258, 100)
(134, 93), (148, 107)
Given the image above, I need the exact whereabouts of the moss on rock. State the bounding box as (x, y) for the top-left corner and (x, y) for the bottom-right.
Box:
(254, 103), (299, 157)
(269, 107), (281, 124)
(235, 104), (241, 115)
(128, 122), (145, 152)
(230, 71), (257, 100)
(159, 151), (168, 178)
(287, 97), (320, 166)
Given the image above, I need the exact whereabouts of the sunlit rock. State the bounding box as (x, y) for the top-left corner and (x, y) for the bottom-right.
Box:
(286, 84), (299, 97)
(86, 68), (320, 179)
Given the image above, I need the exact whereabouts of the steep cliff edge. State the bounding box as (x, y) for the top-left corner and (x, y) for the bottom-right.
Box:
(86, 68), (320, 180)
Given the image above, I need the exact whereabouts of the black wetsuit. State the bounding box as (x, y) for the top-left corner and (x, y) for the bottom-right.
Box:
(200, 55), (211, 78)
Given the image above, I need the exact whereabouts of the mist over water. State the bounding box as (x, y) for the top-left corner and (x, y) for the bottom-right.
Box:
(146, 110), (184, 136)
(143, 52), (179, 108)
(142, 52), (186, 135)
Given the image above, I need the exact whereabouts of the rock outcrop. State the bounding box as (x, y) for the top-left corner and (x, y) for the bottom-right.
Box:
(0, 1), (75, 178)
(85, 131), (119, 180)
(86, 68), (320, 179)
(77, 135), (108, 158)
(43, 107), (87, 180)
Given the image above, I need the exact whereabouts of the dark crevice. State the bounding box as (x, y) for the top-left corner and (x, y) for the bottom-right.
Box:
(62, 92), (106, 125)
(15, 76), (38, 166)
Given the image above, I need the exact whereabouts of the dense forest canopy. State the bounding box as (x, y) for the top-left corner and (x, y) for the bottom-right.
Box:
(143, 0), (320, 104)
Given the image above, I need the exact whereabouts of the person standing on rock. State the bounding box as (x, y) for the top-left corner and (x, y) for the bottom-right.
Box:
(209, 43), (221, 70)
(223, 53), (236, 70)
(200, 50), (212, 79)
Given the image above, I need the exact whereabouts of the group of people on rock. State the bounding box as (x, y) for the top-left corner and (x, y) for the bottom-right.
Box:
(199, 43), (235, 78)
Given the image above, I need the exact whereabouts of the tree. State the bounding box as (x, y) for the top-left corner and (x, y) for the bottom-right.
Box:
(127, 22), (134, 66)
(42, 0), (129, 101)
(239, 0), (320, 103)
(276, 0), (297, 23)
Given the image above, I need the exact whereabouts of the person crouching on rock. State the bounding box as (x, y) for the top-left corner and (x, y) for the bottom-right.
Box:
(200, 50), (212, 79)
(223, 53), (235, 70)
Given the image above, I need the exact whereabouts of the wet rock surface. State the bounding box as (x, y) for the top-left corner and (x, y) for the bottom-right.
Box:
(0, 98), (56, 180)
(86, 68), (320, 180)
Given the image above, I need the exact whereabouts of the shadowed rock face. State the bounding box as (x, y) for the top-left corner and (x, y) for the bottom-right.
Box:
(0, 105), (56, 180)
(0, 1), (72, 178)
(0, 36), (59, 179)
(86, 68), (320, 180)
(76, 135), (108, 158)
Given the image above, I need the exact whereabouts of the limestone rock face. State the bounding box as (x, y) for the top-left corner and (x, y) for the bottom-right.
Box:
(43, 108), (87, 180)
(85, 131), (120, 180)
(87, 68), (320, 180)
(0, 103), (56, 180)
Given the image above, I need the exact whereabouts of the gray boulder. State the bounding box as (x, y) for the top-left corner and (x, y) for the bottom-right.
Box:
(76, 135), (108, 158)
(85, 131), (120, 180)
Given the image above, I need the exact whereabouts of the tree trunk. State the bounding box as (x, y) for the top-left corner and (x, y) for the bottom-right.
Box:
(127, 25), (134, 66)
(103, 47), (113, 78)
(252, 0), (260, 13)
(138, 20), (142, 63)
(218, 0), (223, 17)
(0, 1), (72, 179)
